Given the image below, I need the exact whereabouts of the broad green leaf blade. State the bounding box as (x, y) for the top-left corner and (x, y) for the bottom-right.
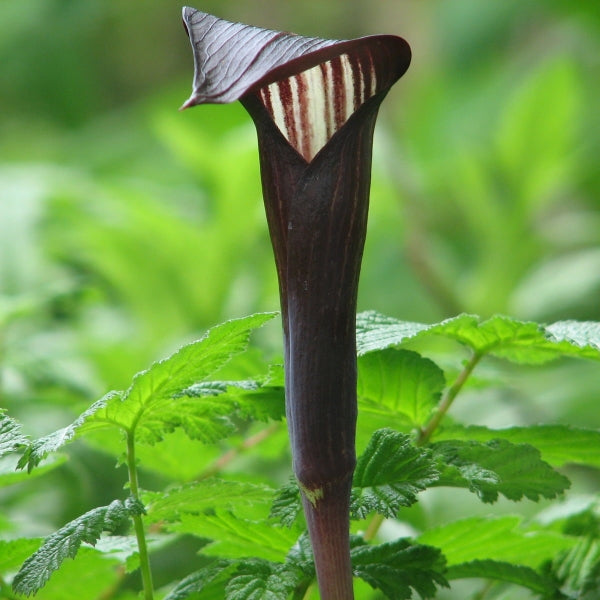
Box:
(351, 538), (448, 600)
(144, 479), (274, 524)
(418, 515), (576, 568)
(164, 560), (236, 600)
(170, 511), (300, 562)
(0, 539), (42, 572)
(12, 498), (142, 596)
(225, 559), (301, 600)
(0, 410), (29, 457)
(356, 311), (429, 355)
(17, 393), (122, 472)
(432, 439), (570, 503)
(93, 313), (277, 443)
(351, 429), (439, 519)
(447, 560), (558, 595)
(435, 424), (600, 469)
(18, 546), (122, 600)
(357, 350), (445, 428)
(356, 311), (600, 363)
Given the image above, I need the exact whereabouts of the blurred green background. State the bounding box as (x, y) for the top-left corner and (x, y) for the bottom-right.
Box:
(1, 0), (599, 598)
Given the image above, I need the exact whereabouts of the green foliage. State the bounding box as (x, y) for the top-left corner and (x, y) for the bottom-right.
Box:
(1, 3), (600, 598)
(351, 429), (439, 519)
(351, 538), (448, 599)
(432, 438), (570, 502)
(12, 499), (142, 596)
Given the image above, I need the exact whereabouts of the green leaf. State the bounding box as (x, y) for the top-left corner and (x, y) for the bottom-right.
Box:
(351, 538), (448, 600)
(17, 392), (123, 472)
(225, 559), (301, 600)
(0, 454), (67, 488)
(18, 313), (276, 470)
(144, 479), (274, 524)
(12, 498), (142, 596)
(418, 516), (576, 568)
(0, 538), (42, 572)
(553, 537), (600, 596)
(170, 511), (300, 562)
(92, 312), (277, 444)
(164, 560), (236, 600)
(435, 424), (600, 469)
(447, 560), (559, 595)
(351, 429), (439, 519)
(432, 438), (571, 502)
(270, 480), (303, 528)
(0, 410), (29, 457)
(356, 311), (600, 364)
(357, 350), (445, 428)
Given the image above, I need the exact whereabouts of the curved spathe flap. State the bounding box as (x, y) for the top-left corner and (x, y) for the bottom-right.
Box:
(181, 7), (411, 112)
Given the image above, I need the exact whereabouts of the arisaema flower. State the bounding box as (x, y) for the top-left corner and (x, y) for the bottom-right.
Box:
(182, 8), (410, 597)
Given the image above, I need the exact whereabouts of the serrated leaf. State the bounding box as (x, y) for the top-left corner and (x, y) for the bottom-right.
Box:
(170, 511), (300, 562)
(357, 350), (445, 428)
(351, 537), (448, 600)
(418, 515), (576, 568)
(356, 311), (600, 364)
(17, 392), (123, 472)
(0, 410), (29, 457)
(12, 498), (141, 596)
(225, 559), (301, 600)
(435, 424), (600, 469)
(18, 314), (276, 470)
(91, 313), (277, 444)
(432, 438), (570, 502)
(447, 560), (558, 595)
(144, 479), (274, 524)
(270, 480), (303, 528)
(164, 560), (236, 600)
(351, 429), (439, 519)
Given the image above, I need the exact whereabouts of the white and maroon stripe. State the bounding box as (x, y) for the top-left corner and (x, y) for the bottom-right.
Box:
(258, 52), (377, 161)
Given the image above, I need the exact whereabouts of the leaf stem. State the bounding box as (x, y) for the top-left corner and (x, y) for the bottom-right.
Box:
(417, 350), (483, 446)
(363, 513), (385, 543)
(126, 430), (154, 600)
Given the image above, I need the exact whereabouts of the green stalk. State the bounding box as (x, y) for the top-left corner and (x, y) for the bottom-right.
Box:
(126, 430), (154, 600)
(417, 351), (483, 446)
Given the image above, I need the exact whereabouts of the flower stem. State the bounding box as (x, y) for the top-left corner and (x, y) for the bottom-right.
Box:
(126, 430), (154, 600)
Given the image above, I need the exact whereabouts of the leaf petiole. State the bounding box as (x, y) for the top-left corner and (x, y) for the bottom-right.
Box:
(126, 430), (154, 600)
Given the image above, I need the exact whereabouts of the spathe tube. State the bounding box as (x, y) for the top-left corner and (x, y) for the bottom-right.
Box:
(182, 8), (410, 597)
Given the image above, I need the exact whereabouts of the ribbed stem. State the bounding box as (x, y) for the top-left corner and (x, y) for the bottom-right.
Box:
(301, 476), (354, 599)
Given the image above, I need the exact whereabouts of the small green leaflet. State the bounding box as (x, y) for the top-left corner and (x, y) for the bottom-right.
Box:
(432, 438), (570, 502)
(164, 559), (236, 600)
(351, 429), (439, 519)
(0, 454), (67, 488)
(270, 479), (304, 528)
(358, 350), (445, 428)
(225, 559), (302, 600)
(18, 313), (276, 471)
(446, 560), (559, 595)
(356, 311), (600, 363)
(434, 424), (600, 469)
(351, 537), (449, 600)
(418, 515), (576, 568)
(0, 410), (29, 457)
(12, 498), (143, 596)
